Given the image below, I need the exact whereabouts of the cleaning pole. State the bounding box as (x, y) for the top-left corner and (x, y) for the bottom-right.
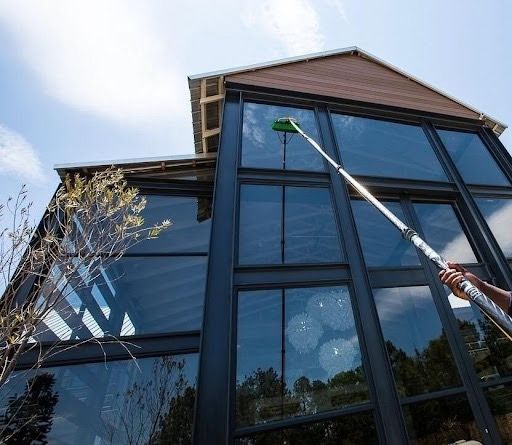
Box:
(272, 117), (512, 340)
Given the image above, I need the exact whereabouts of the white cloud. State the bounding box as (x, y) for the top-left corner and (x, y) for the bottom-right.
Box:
(326, 0), (349, 23)
(0, 124), (45, 183)
(243, 0), (325, 56)
(0, 1), (186, 125)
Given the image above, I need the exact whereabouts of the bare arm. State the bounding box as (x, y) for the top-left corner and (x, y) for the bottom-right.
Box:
(439, 262), (512, 314)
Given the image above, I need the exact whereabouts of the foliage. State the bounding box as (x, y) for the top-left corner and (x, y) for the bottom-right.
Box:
(0, 168), (171, 389)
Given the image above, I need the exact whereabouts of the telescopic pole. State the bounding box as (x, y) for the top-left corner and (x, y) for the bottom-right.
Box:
(286, 118), (512, 340)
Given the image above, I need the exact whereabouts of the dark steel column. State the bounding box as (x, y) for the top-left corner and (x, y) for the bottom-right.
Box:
(193, 92), (241, 445)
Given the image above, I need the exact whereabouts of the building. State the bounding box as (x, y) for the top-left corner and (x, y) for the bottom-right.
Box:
(1, 47), (512, 444)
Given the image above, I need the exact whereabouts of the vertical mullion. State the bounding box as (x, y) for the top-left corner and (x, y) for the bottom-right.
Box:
(403, 197), (499, 445)
(320, 106), (409, 444)
(193, 91), (241, 445)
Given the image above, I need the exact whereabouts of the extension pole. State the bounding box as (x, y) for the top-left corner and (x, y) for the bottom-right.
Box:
(286, 119), (512, 339)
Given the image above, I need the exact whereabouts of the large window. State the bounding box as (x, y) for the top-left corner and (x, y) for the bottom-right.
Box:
(0, 354), (198, 445)
(332, 114), (448, 182)
(238, 185), (342, 265)
(36, 193), (211, 341)
(236, 286), (368, 426)
(242, 102), (325, 171)
(437, 129), (510, 186)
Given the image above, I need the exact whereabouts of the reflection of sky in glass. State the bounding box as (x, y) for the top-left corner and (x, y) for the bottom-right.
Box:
(437, 129), (510, 186)
(0, 354), (198, 445)
(332, 114), (448, 181)
(352, 200), (420, 267)
(242, 102), (325, 171)
(475, 198), (512, 258)
(413, 202), (478, 263)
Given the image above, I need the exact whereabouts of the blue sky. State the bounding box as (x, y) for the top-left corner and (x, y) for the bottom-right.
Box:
(0, 0), (511, 219)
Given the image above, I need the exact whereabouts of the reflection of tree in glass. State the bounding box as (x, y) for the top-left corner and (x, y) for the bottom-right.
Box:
(103, 356), (195, 445)
(0, 373), (59, 444)
(236, 366), (367, 426)
(384, 330), (460, 396)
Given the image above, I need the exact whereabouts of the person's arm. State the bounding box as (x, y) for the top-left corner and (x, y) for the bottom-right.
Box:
(439, 262), (512, 315)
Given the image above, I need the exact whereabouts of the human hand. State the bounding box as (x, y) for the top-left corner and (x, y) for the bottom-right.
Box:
(438, 262), (480, 300)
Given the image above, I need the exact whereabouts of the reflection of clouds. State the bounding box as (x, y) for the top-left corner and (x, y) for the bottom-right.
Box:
(479, 199), (512, 257)
(374, 286), (432, 324)
(439, 231), (476, 263)
(242, 104), (266, 148)
(448, 292), (471, 309)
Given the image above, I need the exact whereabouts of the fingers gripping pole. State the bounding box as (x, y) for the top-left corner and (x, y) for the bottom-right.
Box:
(287, 119), (512, 339)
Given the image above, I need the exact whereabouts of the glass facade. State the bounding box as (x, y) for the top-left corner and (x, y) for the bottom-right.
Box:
(0, 354), (198, 444)
(11, 81), (512, 444)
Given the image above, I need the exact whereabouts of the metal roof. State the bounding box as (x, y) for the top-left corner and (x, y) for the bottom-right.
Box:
(189, 46), (507, 135)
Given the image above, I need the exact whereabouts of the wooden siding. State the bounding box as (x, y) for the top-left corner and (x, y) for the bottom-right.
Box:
(226, 53), (481, 120)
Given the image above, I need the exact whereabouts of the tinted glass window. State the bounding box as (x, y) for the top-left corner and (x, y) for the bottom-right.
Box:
(484, 383), (512, 444)
(130, 194), (212, 253)
(373, 286), (461, 396)
(238, 185), (342, 265)
(352, 200), (420, 267)
(236, 286), (368, 427)
(0, 354), (198, 445)
(285, 187), (342, 263)
(437, 129), (510, 186)
(36, 256), (207, 340)
(332, 114), (448, 181)
(445, 287), (512, 381)
(403, 395), (482, 444)
(242, 102), (324, 171)
(413, 202), (478, 263)
(475, 197), (512, 258)
(239, 185), (282, 265)
(235, 411), (378, 444)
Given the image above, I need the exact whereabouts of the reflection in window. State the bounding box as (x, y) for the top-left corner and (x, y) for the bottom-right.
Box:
(437, 129), (510, 186)
(413, 202), (478, 263)
(236, 286), (368, 426)
(0, 354), (198, 445)
(403, 395), (482, 444)
(242, 102), (324, 171)
(35, 257), (207, 341)
(446, 288), (512, 381)
(130, 194), (212, 253)
(475, 197), (512, 258)
(484, 383), (512, 444)
(238, 185), (342, 265)
(373, 286), (461, 397)
(332, 114), (448, 181)
(235, 411), (378, 444)
(351, 200), (420, 267)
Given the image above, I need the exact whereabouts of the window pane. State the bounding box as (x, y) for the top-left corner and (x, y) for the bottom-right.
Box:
(403, 395), (482, 445)
(413, 202), (478, 263)
(437, 129), (510, 186)
(235, 411), (378, 445)
(237, 289), (283, 426)
(373, 286), (461, 397)
(242, 102), (324, 171)
(475, 197), (512, 258)
(239, 186), (342, 265)
(484, 383), (512, 444)
(36, 257), (207, 340)
(332, 114), (448, 181)
(236, 286), (368, 427)
(352, 200), (420, 267)
(0, 354), (198, 445)
(239, 185), (282, 265)
(285, 187), (342, 263)
(130, 195), (212, 253)
(446, 287), (512, 381)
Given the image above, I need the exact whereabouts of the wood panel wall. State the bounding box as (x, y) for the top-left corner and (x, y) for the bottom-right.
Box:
(226, 54), (480, 120)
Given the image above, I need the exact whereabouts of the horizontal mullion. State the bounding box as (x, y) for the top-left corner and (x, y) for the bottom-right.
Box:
(238, 168), (330, 185)
(347, 176), (458, 197)
(127, 180), (214, 194)
(232, 402), (373, 438)
(16, 330), (201, 370)
(64, 252), (209, 258)
(480, 375), (512, 389)
(400, 386), (467, 406)
(468, 184), (512, 197)
(368, 267), (428, 288)
(234, 263), (350, 288)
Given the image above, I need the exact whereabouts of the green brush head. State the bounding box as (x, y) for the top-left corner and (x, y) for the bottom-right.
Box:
(271, 117), (300, 133)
